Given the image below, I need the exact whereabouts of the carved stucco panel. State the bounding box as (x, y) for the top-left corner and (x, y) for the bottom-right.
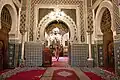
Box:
(29, 0), (85, 42)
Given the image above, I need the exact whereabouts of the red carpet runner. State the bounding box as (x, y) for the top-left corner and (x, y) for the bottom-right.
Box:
(100, 67), (115, 74)
(6, 70), (46, 80)
(52, 61), (69, 67)
(84, 72), (105, 80)
(52, 69), (80, 80)
(52, 57), (69, 67)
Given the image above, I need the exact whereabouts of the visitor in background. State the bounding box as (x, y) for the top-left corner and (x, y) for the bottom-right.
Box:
(60, 44), (63, 57)
(55, 45), (60, 61)
(49, 44), (54, 56)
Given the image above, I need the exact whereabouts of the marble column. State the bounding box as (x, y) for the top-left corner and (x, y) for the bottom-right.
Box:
(21, 34), (25, 60)
(87, 28), (93, 67)
(19, 11), (27, 66)
(20, 27), (26, 66)
(19, 0), (27, 67)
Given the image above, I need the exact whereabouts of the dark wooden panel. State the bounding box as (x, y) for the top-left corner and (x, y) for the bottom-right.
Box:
(43, 48), (52, 67)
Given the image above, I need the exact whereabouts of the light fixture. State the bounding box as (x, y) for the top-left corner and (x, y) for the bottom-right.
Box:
(49, 0), (65, 21)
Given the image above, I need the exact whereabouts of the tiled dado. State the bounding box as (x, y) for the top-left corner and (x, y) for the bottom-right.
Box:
(70, 44), (88, 67)
(97, 44), (104, 67)
(24, 42), (43, 67)
(8, 42), (21, 68)
(91, 44), (97, 67)
(8, 43), (15, 68)
(114, 41), (120, 76)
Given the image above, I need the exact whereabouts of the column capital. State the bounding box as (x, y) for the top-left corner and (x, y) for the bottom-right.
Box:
(20, 27), (27, 35)
(87, 29), (93, 35)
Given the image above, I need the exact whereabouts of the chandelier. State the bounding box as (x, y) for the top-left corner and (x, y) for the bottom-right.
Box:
(48, 0), (65, 21)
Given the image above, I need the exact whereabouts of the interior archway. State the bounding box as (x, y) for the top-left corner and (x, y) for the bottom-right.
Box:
(36, 10), (77, 44)
(96, 5), (115, 73)
(95, 0), (114, 38)
(45, 20), (70, 57)
(1, 5), (12, 32)
(101, 8), (114, 70)
(0, 4), (12, 69)
(36, 10), (76, 65)
(0, 2), (18, 39)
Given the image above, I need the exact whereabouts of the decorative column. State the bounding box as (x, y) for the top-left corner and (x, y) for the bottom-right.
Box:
(86, 0), (94, 67)
(20, 28), (26, 60)
(87, 28), (93, 67)
(19, 0), (27, 66)
(19, 10), (27, 66)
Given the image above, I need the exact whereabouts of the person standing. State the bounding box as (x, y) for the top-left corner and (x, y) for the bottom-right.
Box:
(59, 44), (63, 57)
(55, 45), (60, 61)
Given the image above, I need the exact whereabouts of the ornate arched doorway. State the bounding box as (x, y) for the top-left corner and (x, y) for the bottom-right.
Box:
(0, 1), (17, 69)
(45, 20), (70, 57)
(35, 9), (77, 43)
(95, 0), (115, 72)
(35, 9), (77, 64)
(101, 8), (114, 69)
(0, 5), (12, 69)
(45, 21), (69, 46)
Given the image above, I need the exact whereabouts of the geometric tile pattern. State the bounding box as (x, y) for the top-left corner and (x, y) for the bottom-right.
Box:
(79, 1), (85, 42)
(20, 0), (27, 35)
(20, 11), (26, 35)
(87, 0), (93, 36)
(112, 0), (120, 34)
(8, 43), (15, 68)
(8, 40), (22, 68)
(24, 42), (43, 67)
(114, 41), (120, 76)
(92, 44), (97, 67)
(97, 44), (104, 67)
(87, 13), (93, 29)
(71, 44), (88, 67)
(15, 43), (22, 67)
